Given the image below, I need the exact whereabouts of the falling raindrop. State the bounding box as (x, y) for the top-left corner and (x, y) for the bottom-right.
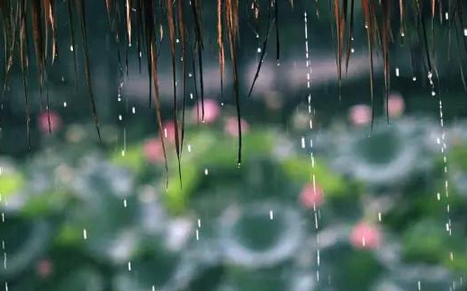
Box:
(83, 228), (88, 240)
(428, 70), (454, 268)
(122, 128), (127, 156)
(303, 10), (321, 283)
(269, 210), (274, 220)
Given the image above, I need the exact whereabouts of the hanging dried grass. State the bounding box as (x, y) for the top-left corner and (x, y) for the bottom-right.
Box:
(0, 0), (466, 169)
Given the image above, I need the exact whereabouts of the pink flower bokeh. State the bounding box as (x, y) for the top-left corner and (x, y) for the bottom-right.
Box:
(348, 105), (371, 126)
(224, 117), (249, 137)
(299, 183), (324, 208)
(162, 121), (177, 143)
(38, 110), (62, 134)
(193, 99), (221, 124)
(387, 92), (405, 117)
(36, 259), (53, 278)
(143, 138), (165, 164)
(350, 221), (381, 250)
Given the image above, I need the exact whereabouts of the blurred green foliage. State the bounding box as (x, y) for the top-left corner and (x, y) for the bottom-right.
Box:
(1, 114), (467, 291)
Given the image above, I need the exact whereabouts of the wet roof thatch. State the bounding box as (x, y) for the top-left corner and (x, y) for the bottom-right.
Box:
(0, 0), (466, 173)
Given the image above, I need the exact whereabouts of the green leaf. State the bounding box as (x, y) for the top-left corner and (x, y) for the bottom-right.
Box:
(163, 162), (200, 214)
(110, 144), (145, 173)
(0, 172), (25, 198)
(21, 191), (68, 217)
(279, 157), (348, 197)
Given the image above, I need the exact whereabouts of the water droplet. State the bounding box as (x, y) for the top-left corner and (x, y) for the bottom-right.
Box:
(83, 229), (88, 240)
